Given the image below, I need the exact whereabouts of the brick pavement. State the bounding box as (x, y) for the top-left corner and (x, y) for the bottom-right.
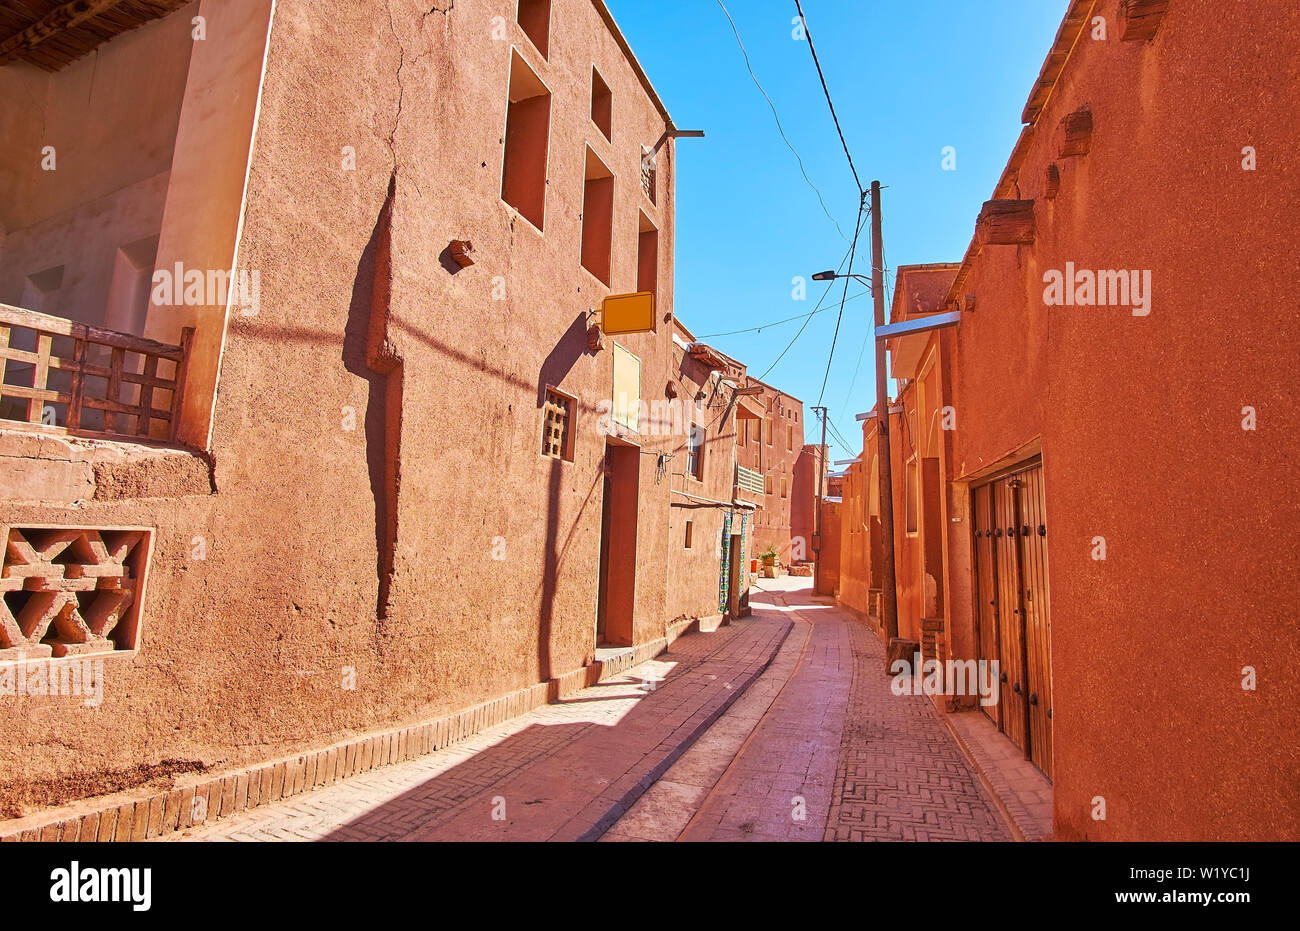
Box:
(163, 604), (790, 842)
(614, 577), (1012, 842)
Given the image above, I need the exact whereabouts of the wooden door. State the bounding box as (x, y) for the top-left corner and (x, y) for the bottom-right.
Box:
(972, 484), (1002, 730)
(993, 478), (1028, 753)
(970, 460), (1053, 780)
(1017, 466), (1053, 778)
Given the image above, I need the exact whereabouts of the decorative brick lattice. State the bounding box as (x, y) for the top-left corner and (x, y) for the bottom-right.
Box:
(541, 389), (572, 460)
(0, 527), (150, 660)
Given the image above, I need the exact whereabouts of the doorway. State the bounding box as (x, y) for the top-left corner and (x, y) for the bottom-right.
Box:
(972, 459), (1053, 778)
(596, 439), (639, 647)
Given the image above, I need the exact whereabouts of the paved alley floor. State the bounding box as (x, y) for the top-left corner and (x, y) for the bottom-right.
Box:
(164, 600), (791, 842)
(609, 577), (1012, 842)
(165, 578), (1011, 842)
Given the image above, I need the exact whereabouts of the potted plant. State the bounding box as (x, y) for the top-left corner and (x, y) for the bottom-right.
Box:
(759, 545), (779, 578)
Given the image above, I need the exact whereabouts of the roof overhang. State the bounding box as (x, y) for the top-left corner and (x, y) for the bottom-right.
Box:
(736, 395), (764, 420)
(879, 311), (960, 382)
(0, 0), (192, 71)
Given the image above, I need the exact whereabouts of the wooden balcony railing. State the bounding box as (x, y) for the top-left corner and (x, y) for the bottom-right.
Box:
(0, 303), (193, 443)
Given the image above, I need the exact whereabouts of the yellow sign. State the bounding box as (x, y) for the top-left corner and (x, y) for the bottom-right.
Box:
(600, 291), (656, 336)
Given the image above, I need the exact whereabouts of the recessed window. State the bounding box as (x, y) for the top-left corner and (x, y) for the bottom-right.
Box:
(581, 146), (614, 285)
(591, 67), (612, 141)
(517, 0), (550, 58)
(640, 145), (656, 204)
(905, 456), (919, 534)
(637, 210), (658, 297)
(765, 419), (773, 446)
(787, 424), (793, 451)
(686, 422), (704, 481)
(764, 474), (773, 495)
(684, 520), (694, 549)
(542, 387), (574, 461)
(501, 50), (550, 231)
(781, 476), (788, 499)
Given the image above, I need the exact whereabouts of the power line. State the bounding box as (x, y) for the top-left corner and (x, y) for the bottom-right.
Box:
(714, 0), (848, 241)
(793, 0), (863, 195)
(755, 205), (869, 382)
(815, 194), (868, 406)
(693, 288), (870, 339)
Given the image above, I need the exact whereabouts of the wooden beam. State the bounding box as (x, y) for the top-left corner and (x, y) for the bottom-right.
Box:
(0, 0), (125, 64)
(1045, 163), (1061, 200)
(1120, 0), (1169, 41)
(975, 200), (1037, 247)
(1056, 107), (1094, 158)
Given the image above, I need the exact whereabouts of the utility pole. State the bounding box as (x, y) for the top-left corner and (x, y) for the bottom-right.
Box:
(871, 179), (900, 644)
(812, 406), (827, 594)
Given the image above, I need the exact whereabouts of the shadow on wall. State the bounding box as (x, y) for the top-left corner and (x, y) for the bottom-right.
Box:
(536, 312), (592, 408)
(342, 174), (402, 632)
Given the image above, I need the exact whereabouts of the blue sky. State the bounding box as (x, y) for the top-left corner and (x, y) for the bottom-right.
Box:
(606, 0), (1066, 460)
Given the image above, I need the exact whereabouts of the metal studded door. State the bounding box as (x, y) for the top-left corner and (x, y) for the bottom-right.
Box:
(993, 477), (1029, 754)
(972, 484), (1002, 731)
(971, 459), (1053, 779)
(1016, 466), (1053, 778)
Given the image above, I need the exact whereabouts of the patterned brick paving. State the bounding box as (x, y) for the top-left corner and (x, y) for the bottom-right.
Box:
(164, 607), (790, 842)
(824, 604), (1011, 841)
(656, 579), (1011, 842)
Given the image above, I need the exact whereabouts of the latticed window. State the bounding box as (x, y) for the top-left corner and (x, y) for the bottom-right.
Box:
(640, 145), (656, 203)
(541, 388), (573, 461)
(1, 527), (151, 659)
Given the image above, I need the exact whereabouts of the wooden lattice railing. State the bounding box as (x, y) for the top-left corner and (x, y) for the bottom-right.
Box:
(735, 464), (765, 497)
(0, 303), (192, 442)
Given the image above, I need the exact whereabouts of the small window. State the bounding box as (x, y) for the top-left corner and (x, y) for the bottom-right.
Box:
(581, 147), (614, 285)
(517, 0), (550, 58)
(640, 145), (657, 204)
(590, 67), (612, 141)
(781, 476), (788, 499)
(686, 422), (704, 481)
(637, 210), (658, 297)
(764, 474), (773, 495)
(765, 419), (773, 446)
(542, 388), (574, 461)
(501, 51), (551, 230)
(905, 457), (919, 534)
(787, 424), (793, 451)
(684, 520), (694, 549)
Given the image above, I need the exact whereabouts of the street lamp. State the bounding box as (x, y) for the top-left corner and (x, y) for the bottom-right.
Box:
(812, 270), (871, 287)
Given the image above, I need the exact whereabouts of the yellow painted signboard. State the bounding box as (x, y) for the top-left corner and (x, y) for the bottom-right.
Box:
(600, 291), (656, 336)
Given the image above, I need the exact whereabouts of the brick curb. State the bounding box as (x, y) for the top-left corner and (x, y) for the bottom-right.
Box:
(572, 615), (794, 842)
(0, 616), (703, 843)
